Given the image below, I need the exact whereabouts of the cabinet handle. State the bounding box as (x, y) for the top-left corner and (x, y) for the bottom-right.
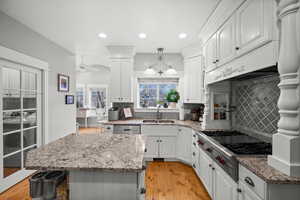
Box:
(157, 140), (160, 142)
(193, 152), (196, 156)
(144, 148), (147, 153)
(244, 177), (255, 187)
(212, 61), (216, 64)
(193, 164), (196, 168)
(106, 127), (111, 130)
(235, 47), (240, 50)
(193, 134), (196, 138)
(193, 142), (196, 146)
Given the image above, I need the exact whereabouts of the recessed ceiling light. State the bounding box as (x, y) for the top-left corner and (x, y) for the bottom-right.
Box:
(98, 33), (107, 38)
(178, 33), (187, 39)
(138, 33), (147, 39)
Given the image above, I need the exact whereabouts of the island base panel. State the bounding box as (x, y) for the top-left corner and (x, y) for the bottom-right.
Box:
(69, 170), (142, 200)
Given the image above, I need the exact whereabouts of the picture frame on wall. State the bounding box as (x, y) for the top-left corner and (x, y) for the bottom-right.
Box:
(65, 95), (75, 104)
(58, 74), (69, 92)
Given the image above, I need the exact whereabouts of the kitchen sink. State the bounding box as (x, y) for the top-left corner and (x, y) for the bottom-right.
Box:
(142, 119), (158, 123)
(142, 119), (175, 124)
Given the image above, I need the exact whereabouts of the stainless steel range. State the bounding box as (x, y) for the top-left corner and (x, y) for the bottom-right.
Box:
(197, 131), (272, 182)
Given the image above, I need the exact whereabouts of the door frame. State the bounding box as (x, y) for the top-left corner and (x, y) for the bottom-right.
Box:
(0, 45), (49, 193)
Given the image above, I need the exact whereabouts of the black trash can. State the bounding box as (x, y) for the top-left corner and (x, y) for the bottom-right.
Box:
(29, 171), (48, 198)
(43, 171), (66, 200)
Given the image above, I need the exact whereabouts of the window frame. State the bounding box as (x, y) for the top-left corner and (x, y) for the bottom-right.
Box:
(137, 80), (178, 109)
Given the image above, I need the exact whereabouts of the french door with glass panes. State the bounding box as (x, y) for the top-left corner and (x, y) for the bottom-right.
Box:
(0, 60), (42, 192)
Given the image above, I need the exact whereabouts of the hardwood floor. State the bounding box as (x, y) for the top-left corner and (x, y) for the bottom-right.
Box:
(0, 162), (211, 200)
(0, 178), (31, 200)
(146, 162), (211, 200)
(79, 127), (103, 134)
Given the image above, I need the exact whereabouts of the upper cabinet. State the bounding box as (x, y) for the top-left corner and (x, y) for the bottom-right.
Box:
(203, 0), (277, 81)
(205, 33), (218, 72)
(110, 59), (133, 102)
(183, 55), (205, 103)
(217, 15), (236, 66)
(107, 45), (135, 103)
(235, 0), (272, 56)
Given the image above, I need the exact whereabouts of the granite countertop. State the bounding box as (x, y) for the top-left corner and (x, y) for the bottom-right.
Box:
(102, 119), (205, 132)
(25, 133), (146, 172)
(237, 156), (300, 184)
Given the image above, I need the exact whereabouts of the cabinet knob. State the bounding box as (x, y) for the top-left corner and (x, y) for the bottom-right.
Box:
(140, 188), (146, 194)
(212, 167), (215, 170)
(235, 47), (240, 50)
(237, 188), (242, 193)
(215, 59), (219, 62)
(144, 148), (147, 153)
(193, 152), (196, 156)
(209, 164), (212, 168)
(193, 164), (196, 168)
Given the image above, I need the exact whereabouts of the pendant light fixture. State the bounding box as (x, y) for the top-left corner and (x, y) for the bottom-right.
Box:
(144, 48), (177, 75)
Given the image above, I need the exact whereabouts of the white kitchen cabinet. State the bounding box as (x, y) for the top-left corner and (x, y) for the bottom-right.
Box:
(144, 136), (176, 158)
(110, 59), (133, 102)
(176, 127), (192, 163)
(159, 136), (177, 158)
(199, 148), (214, 197)
(235, 0), (273, 56)
(214, 164), (238, 200)
(183, 56), (205, 103)
(199, 148), (238, 200)
(238, 182), (263, 200)
(204, 33), (218, 72)
(145, 136), (159, 158)
(217, 15), (236, 66)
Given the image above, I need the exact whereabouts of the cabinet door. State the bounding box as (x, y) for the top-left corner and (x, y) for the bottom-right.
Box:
(145, 136), (159, 158)
(217, 15), (236, 66)
(236, 0), (272, 56)
(110, 62), (121, 102)
(205, 33), (217, 72)
(238, 182), (263, 200)
(176, 127), (192, 163)
(183, 59), (191, 103)
(214, 165), (238, 200)
(189, 57), (204, 103)
(199, 149), (213, 197)
(159, 136), (177, 158)
(120, 60), (133, 102)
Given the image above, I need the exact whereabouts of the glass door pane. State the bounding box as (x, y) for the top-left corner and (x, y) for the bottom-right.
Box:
(0, 64), (41, 189)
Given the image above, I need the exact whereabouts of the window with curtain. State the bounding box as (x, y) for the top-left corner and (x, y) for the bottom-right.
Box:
(138, 78), (178, 108)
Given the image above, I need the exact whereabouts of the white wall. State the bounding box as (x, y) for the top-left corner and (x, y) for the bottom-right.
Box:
(0, 11), (76, 142)
(76, 67), (110, 85)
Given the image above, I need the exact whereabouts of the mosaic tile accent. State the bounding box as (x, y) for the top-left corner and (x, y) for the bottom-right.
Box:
(233, 75), (280, 136)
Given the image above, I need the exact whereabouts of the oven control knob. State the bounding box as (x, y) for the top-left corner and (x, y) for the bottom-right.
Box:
(198, 140), (204, 146)
(216, 156), (226, 165)
(206, 148), (212, 153)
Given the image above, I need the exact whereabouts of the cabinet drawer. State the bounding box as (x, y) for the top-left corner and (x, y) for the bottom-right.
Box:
(239, 165), (266, 199)
(141, 125), (178, 136)
(103, 125), (113, 133)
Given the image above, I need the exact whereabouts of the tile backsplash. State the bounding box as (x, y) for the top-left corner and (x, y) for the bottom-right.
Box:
(232, 75), (280, 139)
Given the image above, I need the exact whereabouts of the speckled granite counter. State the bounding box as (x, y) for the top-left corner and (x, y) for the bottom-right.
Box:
(237, 156), (300, 184)
(25, 133), (146, 172)
(102, 119), (205, 132)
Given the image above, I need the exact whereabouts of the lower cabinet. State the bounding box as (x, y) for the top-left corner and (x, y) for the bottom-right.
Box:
(144, 136), (176, 158)
(176, 127), (193, 163)
(199, 148), (238, 200)
(238, 182), (263, 200)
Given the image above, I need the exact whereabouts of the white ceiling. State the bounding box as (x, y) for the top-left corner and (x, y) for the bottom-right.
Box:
(0, 0), (219, 64)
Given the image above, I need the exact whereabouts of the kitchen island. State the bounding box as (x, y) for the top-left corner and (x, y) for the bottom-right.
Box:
(26, 133), (147, 200)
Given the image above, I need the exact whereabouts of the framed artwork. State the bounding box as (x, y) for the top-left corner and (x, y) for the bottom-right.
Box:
(58, 74), (69, 92)
(65, 95), (74, 104)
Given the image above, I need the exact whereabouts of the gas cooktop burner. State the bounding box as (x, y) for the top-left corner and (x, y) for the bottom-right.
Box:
(222, 142), (272, 155)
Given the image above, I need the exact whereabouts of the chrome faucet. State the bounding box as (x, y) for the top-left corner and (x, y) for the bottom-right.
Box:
(156, 104), (162, 120)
